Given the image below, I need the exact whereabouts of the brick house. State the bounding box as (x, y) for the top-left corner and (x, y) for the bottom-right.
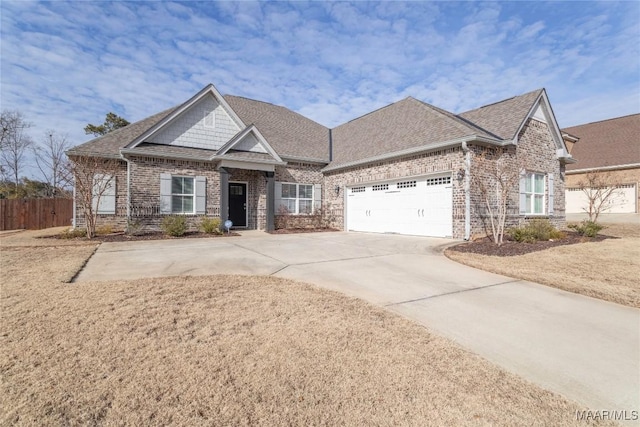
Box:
(67, 84), (573, 239)
(562, 114), (639, 215)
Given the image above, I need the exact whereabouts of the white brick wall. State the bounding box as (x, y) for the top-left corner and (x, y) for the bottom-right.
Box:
(149, 95), (240, 150)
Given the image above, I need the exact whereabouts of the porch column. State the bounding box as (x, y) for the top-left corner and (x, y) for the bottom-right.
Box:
(265, 171), (275, 232)
(220, 167), (230, 228)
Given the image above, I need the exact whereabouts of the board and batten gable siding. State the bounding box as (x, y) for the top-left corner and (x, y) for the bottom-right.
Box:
(148, 95), (241, 150)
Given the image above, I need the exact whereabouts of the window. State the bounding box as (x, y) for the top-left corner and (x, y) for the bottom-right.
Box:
(522, 172), (545, 215)
(92, 174), (116, 214)
(372, 184), (389, 191)
(425, 176), (451, 186)
(279, 183), (314, 214)
(171, 176), (195, 214)
(160, 174), (206, 215)
(397, 180), (417, 188)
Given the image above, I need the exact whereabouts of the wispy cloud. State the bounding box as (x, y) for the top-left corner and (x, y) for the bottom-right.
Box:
(1, 0), (638, 156)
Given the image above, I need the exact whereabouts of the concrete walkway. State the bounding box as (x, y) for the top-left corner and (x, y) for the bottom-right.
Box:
(76, 231), (640, 418)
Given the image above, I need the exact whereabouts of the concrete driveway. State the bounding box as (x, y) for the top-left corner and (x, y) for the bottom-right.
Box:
(76, 231), (640, 419)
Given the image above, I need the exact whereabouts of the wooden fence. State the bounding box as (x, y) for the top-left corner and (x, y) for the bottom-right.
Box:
(0, 198), (74, 231)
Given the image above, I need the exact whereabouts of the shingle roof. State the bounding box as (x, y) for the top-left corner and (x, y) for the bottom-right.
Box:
(458, 89), (543, 140)
(563, 114), (640, 171)
(330, 97), (494, 168)
(66, 107), (179, 157)
(224, 95), (330, 162)
(221, 150), (280, 162)
(124, 142), (215, 161)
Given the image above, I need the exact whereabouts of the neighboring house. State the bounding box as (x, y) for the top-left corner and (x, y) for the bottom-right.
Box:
(67, 84), (573, 239)
(562, 114), (640, 215)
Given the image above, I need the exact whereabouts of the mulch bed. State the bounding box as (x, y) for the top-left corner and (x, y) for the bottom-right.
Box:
(268, 228), (339, 234)
(45, 231), (240, 243)
(447, 231), (616, 257)
(45, 228), (339, 242)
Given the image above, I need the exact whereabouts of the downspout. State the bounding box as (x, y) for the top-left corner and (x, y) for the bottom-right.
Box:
(120, 153), (131, 226)
(72, 176), (76, 228)
(461, 141), (471, 240)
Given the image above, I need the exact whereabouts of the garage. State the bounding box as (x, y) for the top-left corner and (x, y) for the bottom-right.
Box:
(566, 184), (637, 214)
(346, 174), (453, 237)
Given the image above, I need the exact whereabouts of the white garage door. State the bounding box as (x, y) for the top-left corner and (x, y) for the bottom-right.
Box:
(566, 184), (637, 214)
(346, 175), (453, 237)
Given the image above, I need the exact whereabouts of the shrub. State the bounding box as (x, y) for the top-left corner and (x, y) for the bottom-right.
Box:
(59, 228), (87, 239)
(200, 217), (222, 234)
(509, 219), (564, 243)
(568, 220), (604, 238)
(95, 224), (114, 236)
(126, 219), (146, 236)
(161, 215), (187, 237)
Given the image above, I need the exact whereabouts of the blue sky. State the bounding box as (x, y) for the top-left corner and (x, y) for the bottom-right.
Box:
(1, 1), (639, 151)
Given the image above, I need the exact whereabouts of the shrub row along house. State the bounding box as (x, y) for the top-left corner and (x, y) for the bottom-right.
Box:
(67, 84), (574, 239)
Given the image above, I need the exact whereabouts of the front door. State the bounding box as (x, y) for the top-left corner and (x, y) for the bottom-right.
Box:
(228, 182), (247, 227)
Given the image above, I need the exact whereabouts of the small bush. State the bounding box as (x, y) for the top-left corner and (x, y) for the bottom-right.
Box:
(509, 219), (564, 243)
(161, 215), (187, 237)
(59, 228), (87, 239)
(95, 224), (114, 236)
(126, 219), (146, 236)
(200, 217), (222, 235)
(568, 220), (604, 238)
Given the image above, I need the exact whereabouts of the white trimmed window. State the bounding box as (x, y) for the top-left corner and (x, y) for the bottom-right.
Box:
(276, 182), (321, 215)
(171, 176), (195, 214)
(160, 173), (206, 215)
(92, 174), (116, 214)
(520, 172), (553, 215)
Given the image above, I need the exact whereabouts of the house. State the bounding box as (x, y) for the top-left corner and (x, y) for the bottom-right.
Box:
(67, 84), (573, 239)
(562, 114), (640, 215)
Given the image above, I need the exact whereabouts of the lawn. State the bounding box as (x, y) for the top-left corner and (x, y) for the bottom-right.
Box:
(446, 223), (640, 308)
(1, 230), (613, 426)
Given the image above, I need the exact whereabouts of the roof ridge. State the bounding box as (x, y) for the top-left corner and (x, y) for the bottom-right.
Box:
(461, 88), (543, 115)
(333, 97), (414, 129)
(563, 113), (640, 129)
(411, 98), (499, 139)
(225, 94), (329, 129)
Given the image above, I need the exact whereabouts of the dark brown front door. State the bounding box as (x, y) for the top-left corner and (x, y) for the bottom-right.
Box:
(228, 183), (247, 227)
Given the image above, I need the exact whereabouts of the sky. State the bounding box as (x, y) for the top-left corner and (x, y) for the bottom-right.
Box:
(1, 1), (639, 156)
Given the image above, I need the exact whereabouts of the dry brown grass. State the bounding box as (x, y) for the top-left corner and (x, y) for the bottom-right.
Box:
(447, 223), (640, 308)
(1, 230), (613, 426)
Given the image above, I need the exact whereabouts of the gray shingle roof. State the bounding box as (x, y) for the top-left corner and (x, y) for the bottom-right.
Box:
(67, 86), (544, 171)
(123, 142), (215, 161)
(224, 95), (330, 162)
(563, 114), (640, 171)
(330, 97), (494, 168)
(66, 107), (179, 157)
(458, 89), (543, 140)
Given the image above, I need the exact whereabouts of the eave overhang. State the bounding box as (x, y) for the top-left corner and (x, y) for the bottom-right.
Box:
(322, 134), (503, 173)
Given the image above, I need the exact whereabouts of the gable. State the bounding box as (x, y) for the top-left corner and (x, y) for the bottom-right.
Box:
(147, 94), (241, 150)
(234, 132), (266, 153)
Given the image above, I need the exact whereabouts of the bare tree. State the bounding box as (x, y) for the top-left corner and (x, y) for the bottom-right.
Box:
(471, 149), (521, 245)
(68, 155), (121, 239)
(33, 131), (72, 197)
(0, 110), (33, 194)
(574, 170), (623, 222)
